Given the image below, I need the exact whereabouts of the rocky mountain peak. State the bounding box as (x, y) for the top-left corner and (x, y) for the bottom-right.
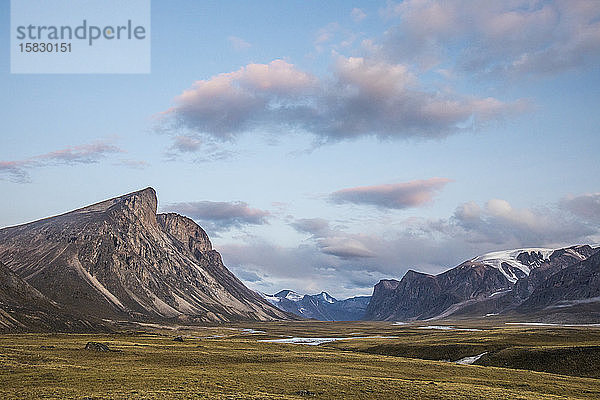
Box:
(403, 270), (434, 280)
(70, 187), (159, 231)
(157, 213), (212, 254)
(0, 188), (290, 326)
(319, 292), (337, 303)
(273, 290), (303, 301)
(375, 279), (400, 291)
(75, 187), (157, 214)
(105, 187), (158, 227)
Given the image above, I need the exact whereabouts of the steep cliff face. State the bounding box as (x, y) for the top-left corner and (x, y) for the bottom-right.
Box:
(157, 212), (286, 317)
(157, 213), (212, 255)
(365, 246), (599, 321)
(365, 266), (509, 320)
(0, 188), (289, 325)
(365, 279), (401, 320)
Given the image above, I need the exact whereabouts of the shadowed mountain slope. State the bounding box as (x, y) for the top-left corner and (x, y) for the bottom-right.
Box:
(365, 246), (599, 322)
(0, 260), (103, 332)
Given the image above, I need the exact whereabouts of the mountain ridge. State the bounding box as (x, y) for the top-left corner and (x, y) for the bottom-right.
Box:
(263, 290), (370, 321)
(365, 245), (599, 322)
(0, 187), (291, 330)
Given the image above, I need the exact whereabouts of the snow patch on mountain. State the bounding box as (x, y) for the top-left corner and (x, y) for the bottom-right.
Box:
(319, 292), (336, 303)
(274, 290), (304, 302)
(471, 248), (555, 283)
(261, 290), (371, 321)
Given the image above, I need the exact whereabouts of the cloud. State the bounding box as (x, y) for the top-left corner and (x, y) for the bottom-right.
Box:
(171, 135), (202, 153)
(114, 159), (149, 169)
(560, 193), (600, 224)
(314, 22), (361, 52)
(160, 59), (316, 141)
(379, 0), (600, 76)
(330, 177), (452, 209)
(0, 140), (123, 183)
(351, 8), (367, 22)
(160, 58), (525, 143)
(291, 218), (375, 259)
(228, 35), (252, 50)
(32, 142), (123, 165)
(0, 161), (30, 183)
(315, 23), (340, 45)
(221, 193), (600, 298)
(162, 200), (270, 233)
(291, 218), (331, 236)
(451, 198), (595, 246)
(234, 268), (262, 283)
(220, 239), (390, 298)
(319, 236), (376, 259)
(163, 134), (235, 163)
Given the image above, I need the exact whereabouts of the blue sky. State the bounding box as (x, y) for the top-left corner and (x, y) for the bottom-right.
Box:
(1, 1), (600, 298)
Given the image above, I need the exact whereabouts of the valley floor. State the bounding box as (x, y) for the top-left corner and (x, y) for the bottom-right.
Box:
(1, 321), (600, 399)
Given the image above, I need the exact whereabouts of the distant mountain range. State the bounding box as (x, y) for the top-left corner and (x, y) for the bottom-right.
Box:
(0, 188), (291, 331)
(266, 245), (600, 323)
(262, 290), (370, 321)
(1, 188), (599, 331)
(366, 245), (600, 323)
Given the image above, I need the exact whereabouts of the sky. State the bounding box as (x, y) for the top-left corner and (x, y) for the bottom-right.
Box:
(1, 0), (600, 299)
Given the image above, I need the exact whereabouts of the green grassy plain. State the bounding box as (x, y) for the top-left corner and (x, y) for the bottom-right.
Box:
(1, 321), (599, 399)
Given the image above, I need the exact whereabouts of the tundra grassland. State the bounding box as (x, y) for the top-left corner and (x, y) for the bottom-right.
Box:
(1, 321), (599, 399)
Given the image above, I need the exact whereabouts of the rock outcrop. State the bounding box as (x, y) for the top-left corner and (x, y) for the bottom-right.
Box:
(0, 188), (290, 328)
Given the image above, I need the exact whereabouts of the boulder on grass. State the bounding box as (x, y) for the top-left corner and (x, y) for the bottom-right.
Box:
(85, 341), (110, 352)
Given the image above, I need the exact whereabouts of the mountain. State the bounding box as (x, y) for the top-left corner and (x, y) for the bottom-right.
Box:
(0, 188), (290, 328)
(365, 245), (599, 322)
(0, 260), (103, 332)
(518, 249), (600, 312)
(263, 290), (371, 321)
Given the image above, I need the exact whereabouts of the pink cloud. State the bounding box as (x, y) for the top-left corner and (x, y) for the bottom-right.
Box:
(380, 0), (600, 76)
(34, 142), (123, 164)
(238, 60), (316, 94)
(0, 140), (123, 183)
(163, 200), (270, 233)
(0, 160), (31, 183)
(161, 57), (524, 142)
(330, 177), (452, 209)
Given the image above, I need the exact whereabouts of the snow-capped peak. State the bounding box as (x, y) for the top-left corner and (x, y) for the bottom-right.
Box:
(259, 292), (282, 304)
(319, 292), (336, 303)
(471, 248), (555, 283)
(273, 290), (304, 302)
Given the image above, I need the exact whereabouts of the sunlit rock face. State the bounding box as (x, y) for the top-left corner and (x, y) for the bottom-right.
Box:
(0, 188), (290, 327)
